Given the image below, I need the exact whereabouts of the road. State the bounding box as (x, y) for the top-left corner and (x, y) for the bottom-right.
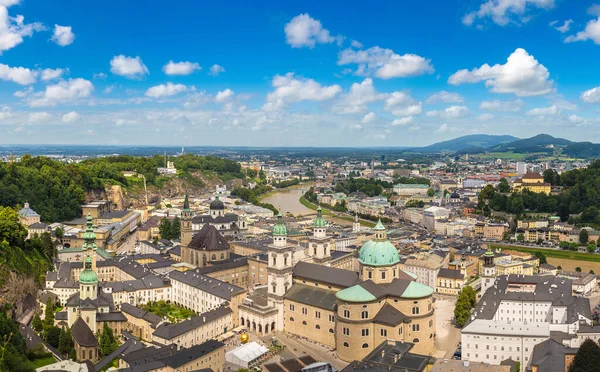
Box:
(116, 230), (138, 254)
(434, 296), (461, 359)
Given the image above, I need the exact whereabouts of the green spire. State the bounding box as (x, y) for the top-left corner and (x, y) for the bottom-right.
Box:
(373, 218), (386, 231)
(183, 194), (190, 211)
(484, 247), (494, 257)
(273, 212), (287, 236)
(79, 254), (98, 284)
(312, 206), (327, 228)
(82, 213), (97, 251)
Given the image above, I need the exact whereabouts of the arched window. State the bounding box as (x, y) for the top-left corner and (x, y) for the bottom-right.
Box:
(361, 311), (369, 319)
(272, 285), (276, 293)
(211, 254), (216, 260)
(273, 256), (277, 265)
(220, 253), (224, 260)
(412, 306), (419, 315)
(284, 257), (288, 266)
(343, 310), (350, 318)
(413, 338), (419, 343)
(329, 328), (334, 333)
(343, 342), (349, 347)
(302, 321), (307, 326)
(316, 324), (321, 329)
(89, 350), (93, 359)
(362, 343), (369, 348)
(290, 317), (294, 321)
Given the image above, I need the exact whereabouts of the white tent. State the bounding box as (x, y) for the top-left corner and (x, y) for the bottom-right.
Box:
(225, 342), (269, 368)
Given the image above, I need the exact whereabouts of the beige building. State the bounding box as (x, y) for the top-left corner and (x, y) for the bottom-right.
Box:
(436, 268), (465, 296)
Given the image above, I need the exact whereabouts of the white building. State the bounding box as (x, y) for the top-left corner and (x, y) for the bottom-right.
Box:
(422, 206), (449, 231)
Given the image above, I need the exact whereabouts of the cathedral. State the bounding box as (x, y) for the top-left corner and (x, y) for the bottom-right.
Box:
(238, 208), (437, 361)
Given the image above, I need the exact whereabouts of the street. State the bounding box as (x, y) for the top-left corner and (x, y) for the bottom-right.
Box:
(434, 296), (461, 359)
(116, 230), (138, 255)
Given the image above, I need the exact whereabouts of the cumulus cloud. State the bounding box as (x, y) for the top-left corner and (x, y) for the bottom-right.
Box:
(332, 78), (385, 114)
(436, 123), (450, 133)
(362, 112), (376, 124)
(163, 61), (201, 75)
(29, 78), (94, 107)
(350, 40), (363, 48)
(549, 19), (572, 33)
(581, 86), (600, 103)
(51, 25), (75, 46)
(478, 113), (494, 121)
(448, 48), (553, 96)
(384, 91), (422, 116)
(392, 116), (414, 126)
(28, 112), (51, 123)
(568, 114), (586, 123)
(209, 64), (225, 76)
(110, 55), (149, 78)
(215, 88), (235, 103)
(263, 72), (342, 111)
(41, 68), (65, 81)
(284, 13), (338, 48)
(0, 63), (37, 84)
(338, 46), (434, 79)
(93, 72), (107, 80)
(525, 105), (560, 116)
(426, 105), (469, 118)
(145, 82), (188, 98)
(62, 111), (81, 123)
(462, 0), (555, 27)
(0, 5), (45, 54)
(479, 99), (524, 112)
(565, 17), (600, 44)
(425, 91), (464, 104)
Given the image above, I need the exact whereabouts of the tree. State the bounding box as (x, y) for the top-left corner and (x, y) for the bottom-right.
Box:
(159, 218), (172, 240)
(54, 226), (64, 244)
(32, 313), (42, 333)
(587, 242), (596, 253)
(543, 169), (559, 186)
(45, 327), (61, 348)
(497, 178), (510, 193)
(58, 326), (73, 356)
(43, 298), (55, 331)
(517, 233), (525, 242)
(590, 270), (595, 274)
(100, 323), (117, 356)
(576, 267), (582, 272)
(568, 339), (600, 372)
(454, 286), (476, 328)
(580, 229), (589, 245)
(171, 216), (181, 239)
(427, 188), (434, 197)
(534, 252), (547, 265)
(557, 265), (562, 270)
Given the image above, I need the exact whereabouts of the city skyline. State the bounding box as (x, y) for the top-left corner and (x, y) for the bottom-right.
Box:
(1, 0), (600, 146)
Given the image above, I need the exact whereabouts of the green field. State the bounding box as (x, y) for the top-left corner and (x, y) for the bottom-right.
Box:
(299, 196), (376, 227)
(32, 356), (56, 368)
(490, 244), (600, 263)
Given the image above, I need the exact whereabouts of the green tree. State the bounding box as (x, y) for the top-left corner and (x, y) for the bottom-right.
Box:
(0, 207), (27, 247)
(534, 252), (547, 265)
(454, 286), (476, 328)
(590, 270), (595, 274)
(568, 339), (600, 372)
(427, 188), (434, 197)
(100, 323), (117, 356)
(557, 265), (562, 270)
(159, 218), (172, 240)
(43, 298), (55, 331)
(45, 327), (60, 348)
(32, 313), (42, 333)
(497, 178), (510, 193)
(579, 229), (589, 245)
(517, 233), (525, 242)
(576, 267), (582, 272)
(543, 169), (559, 185)
(171, 216), (181, 239)
(587, 242), (596, 253)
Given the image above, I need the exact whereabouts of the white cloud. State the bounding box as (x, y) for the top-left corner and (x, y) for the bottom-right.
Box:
(478, 113), (494, 121)
(448, 48), (553, 96)
(436, 123), (450, 133)
(426, 105), (469, 118)
(384, 91), (422, 116)
(284, 13), (337, 48)
(332, 78), (385, 114)
(163, 61), (201, 75)
(13, 86), (31, 97)
(362, 112), (376, 124)
(391, 116), (413, 126)
(0, 1), (21, 6)
(338, 46), (433, 79)
(41, 68), (65, 81)
(28, 112), (51, 123)
(209, 64), (225, 76)
(51, 25), (75, 46)
(462, 0), (555, 27)
(115, 118), (137, 127)
(479, 99), (524, 112)
(145, 82), (188, 98)
(581, 86), (600, 103)
(62, 111), (81, 123)
(568, 114), (586, 123)
(0, 5), (44, 54)
(525, 105), (560, 116)
(215, 88), (235, 103)
(350, 40), (363, 48)
(0, 63), (36, 84)
(93, 72), (107, 80)
(29, 78), (94, 107)
(550, 19), (572, 33)
(589, 4), (600, 16)
(110, 55), (149, 78)
(565, 17), (600, 44)
(425, 91), (464, 104)
(263, 72), (342, 111)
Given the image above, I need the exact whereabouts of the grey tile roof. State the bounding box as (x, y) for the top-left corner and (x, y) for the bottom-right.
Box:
(161, 340), (224, 368)
(530, 338), (577, 372)
(373, 303), (408, 326)
(293, 261), (359, 288)
(71, 317), (98, 347)
(152, 306), (232, 340)
(192, 214), (239, 224)
(284, 283), (338, 311)
(437, 268), (463, 279)
(120, 303), (162, 326)
(97, 312), (128, 322)
(188, 224), (230, 251)
(169, 270), (244, 301)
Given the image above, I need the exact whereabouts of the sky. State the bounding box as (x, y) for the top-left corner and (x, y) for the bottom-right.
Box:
(2, 0), (600, 147)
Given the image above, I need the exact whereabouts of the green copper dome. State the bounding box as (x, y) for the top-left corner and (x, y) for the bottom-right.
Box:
(312, 206), (327, 228)
(358, 220), (399, 266)
(79, 255), (98, 284)
(336, 284), (378, 302)
(273, 212), (287, 236)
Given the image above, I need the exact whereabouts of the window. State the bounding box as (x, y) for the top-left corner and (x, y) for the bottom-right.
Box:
(273, 256), (277, 265)
(302, 321), (307, 326)
(429, 320), (433, 327)
(412, 306), (419, 315)
(368, 271), (372, 279)
(315, 311), (321, 319)
(362, 329), (369, 336)
(329, 328), (334, 333)
(343, 327), (350, 336)
(343, 310), (350, 318)
(361, 311), (369, 319)
(329, 315), (335, 322)
(381, 329), (387, 337)
(316, 324), (320, 329)
(289, 317), (294, 321)
(362, 343), (369, 348)
(302, 308), (307, 315)
(412, 324), (420, 332)
(343, 342), (349, 347)
(381, 271), (386, 280)
(289, 304), (295, 311)
(412, 338), (419, 343)
(399, 327), (403, 335)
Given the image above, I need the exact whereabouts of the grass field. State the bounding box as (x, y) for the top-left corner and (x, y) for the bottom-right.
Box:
(490, 244), (600, 263)
(473, 152), (529, 160)
(299, 196), (376, 227)
(32, 356), (56, 368)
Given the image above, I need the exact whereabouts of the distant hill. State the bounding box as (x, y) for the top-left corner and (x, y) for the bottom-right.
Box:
(494, 134), (572, 151)
(417, 134), (519, 152)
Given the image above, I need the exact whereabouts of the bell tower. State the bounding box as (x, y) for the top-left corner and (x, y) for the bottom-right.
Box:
(268, 212), (293, 330)
(310, 206), (330, 262)
(181, 194), (193, 264)
(352, 213), (360, 233)
(481, 248), (496, 296)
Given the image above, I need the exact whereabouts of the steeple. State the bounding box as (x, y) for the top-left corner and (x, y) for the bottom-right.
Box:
(81, 213), (97, 271)
(183, 194), (190, 211)
(373, 218), (387, 241)
(272, 212), (288, 247)
(181, 193), (193, 250)
(79, 254), (98, 300)
(352, 213), (360, 233)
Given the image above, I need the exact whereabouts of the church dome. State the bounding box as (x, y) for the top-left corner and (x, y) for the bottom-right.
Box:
(210, 197), (224, 210)
(273, 212), (287, 236)
(312, 206), (327, 228)
(358, 220), (400, 266)
(79, 256), (98, 284)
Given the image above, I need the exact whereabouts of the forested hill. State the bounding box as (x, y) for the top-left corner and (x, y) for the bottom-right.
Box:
(0, 154), (243, 222)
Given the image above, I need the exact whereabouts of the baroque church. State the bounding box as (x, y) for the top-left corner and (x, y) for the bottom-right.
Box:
(238, 208), (437, 361)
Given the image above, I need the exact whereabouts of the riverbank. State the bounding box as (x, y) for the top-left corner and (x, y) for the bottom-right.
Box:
(299, 196), (376, 228)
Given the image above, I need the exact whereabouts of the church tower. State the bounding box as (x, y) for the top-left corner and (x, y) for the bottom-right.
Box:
(309, 206), (330, 262)
(481, 248), (496, 296)
(352, 213), (360, 233)
(268, 212), (293, 330)
(82, 214), (97, 272)
(180, 194), (193, 264)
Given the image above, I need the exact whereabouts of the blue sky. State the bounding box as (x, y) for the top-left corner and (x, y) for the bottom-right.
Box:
(2, 0), (600, 146)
